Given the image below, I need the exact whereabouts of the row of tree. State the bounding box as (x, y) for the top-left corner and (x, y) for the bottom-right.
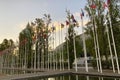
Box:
(0, 0), (119, 69)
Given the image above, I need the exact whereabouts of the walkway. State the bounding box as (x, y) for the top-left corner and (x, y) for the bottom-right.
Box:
(1, 69), (120, 80)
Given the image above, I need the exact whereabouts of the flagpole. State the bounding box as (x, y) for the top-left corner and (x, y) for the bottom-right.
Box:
(47, 33), (50, 70)
(89, 16), (100, 72)
(24, 39), (27, 69)
(34, 32), (37, 70)
(73, 30), (77, 72)
(92, 24), (100, 72)
(61, 27), (64, 70)
(93, 15), (102, 73)
(0, 55), (3, 73)
(48, 47), (50, 70)
(59, 23), (62, 71)
(108, 9), (120, 74)
(105, 17), (115, 73)
(53, 30), (55, 70)
(66, 25), (70, 70)
(88, 0), (100, 72)
(37, 44), (40, 69)
(31, 42), (33, 69)
(81, 13), (88, 72)
(55, 28), (58, 70)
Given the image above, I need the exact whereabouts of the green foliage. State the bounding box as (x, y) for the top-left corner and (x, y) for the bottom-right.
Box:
(84, 0), (120, 68)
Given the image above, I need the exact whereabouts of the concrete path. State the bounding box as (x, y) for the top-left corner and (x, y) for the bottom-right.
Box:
(0, 69), (120, 80)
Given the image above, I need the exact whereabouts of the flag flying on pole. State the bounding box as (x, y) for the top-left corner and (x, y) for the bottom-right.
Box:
(107, 0), (110, 5)
(71, 14), (74, 20)
(80, 9), (84, 19)
(43, 33), (47, 39)
(61, 23), (64, 28)
(72, 19), (77, 23)
(90, 4), (96, 9)
(51, 26), (56, 31)
(103, 2), (108, 8)
(66, 20), (69, 25)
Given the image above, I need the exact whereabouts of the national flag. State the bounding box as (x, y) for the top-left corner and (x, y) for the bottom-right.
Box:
(43, 33), (47, 39)
(71, 18), (78, 27)
(103, 2), (108, 8)
(80, 9), (84, 19)
(72, 19), (77, 23)
(107, 0), (110, 5)
(66, 20), (69, 25)
(71, 14), (74, 20)
(81, 9), (84, 16)
(51, 26), (56, 31)
(90, 4), (96, 9)
(61, 23), (64, 28)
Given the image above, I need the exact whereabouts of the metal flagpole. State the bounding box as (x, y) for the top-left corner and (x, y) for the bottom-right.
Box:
(93, 28), (100, 72)
(43, 44), (45, 70)
(88, 0), (100, 72)
(81, 13), (88, 72)
(93, 15), (102, 73)
(59, 24), (62, 71)
(108, 11), (120, 74)
(55, 27), (58, 70)
(61, 26), (64, 70)
(47, 33), (50, 70)
(105, 17), (115, 73)
(49, 37), (52, 70)
(24, 39), (27, 69)
(66, 25), (70, 70)
(73, 31), (77, 72)
(0, 55), (3, 73)
(53, 29), (55, 70)
(91, 19), (100, 72)
(48, 48), (50, 70)
(37, 44), (40, 69)
(34, 33), (37, 70)
(23, 40), (27, 74)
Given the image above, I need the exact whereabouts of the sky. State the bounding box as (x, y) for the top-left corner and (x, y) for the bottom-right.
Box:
(0, 0), (88, 44)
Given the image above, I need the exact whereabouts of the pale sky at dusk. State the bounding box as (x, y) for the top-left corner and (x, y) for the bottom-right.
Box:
(0, 0), (87, 43)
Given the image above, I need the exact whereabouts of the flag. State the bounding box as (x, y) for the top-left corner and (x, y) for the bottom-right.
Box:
(107, 0), (110, 5)
(66, 20), (69, 25)
(61, 23), (64, 28)
(43, 33), (47, 39)
(90, 4), (96, 9)
(80, 9), (84, 19)
(103, 2), (108, 8)
(72, 19), (77, 23)
(51, 26), (56, 31)
(81, 9), (84, 16)
(71, 14), (74, 20)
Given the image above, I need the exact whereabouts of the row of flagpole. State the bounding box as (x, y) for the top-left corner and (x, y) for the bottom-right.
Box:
(0, 0), (120, 75)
